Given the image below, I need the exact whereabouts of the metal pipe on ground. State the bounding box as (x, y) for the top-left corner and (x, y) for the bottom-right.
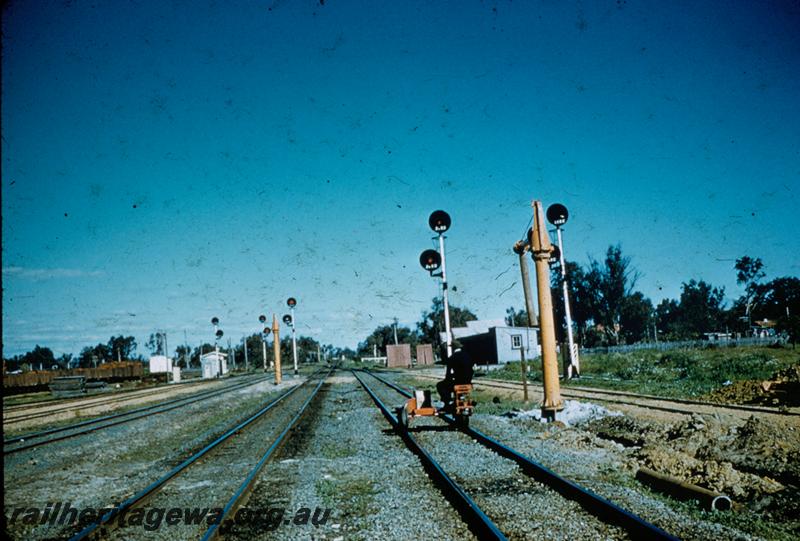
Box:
(636, 467), (733, 511)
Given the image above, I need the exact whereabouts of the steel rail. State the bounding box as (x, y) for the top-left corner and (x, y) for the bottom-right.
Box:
(4, 380), (217, 424)
(68, 372), (326, 541)
(352, 369), (508, 541)
(201, 367), (334, 540)
(361, 369), (680, 541)
(2, 375), (218, 415)
(4, 375), (273, 454)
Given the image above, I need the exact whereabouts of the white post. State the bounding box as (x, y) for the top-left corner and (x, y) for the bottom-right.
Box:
(213, 323), (221, 378)
(556, 227), (579, 377)
(439, 232), (453, 358)
(262, 335), (268, 371)
(291, 306), (298, 375)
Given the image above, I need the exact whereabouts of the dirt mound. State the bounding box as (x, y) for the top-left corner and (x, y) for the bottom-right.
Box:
(584, 416), (660, 448)
(586, 413), (795, 502)
(696, 415), (800, 487)
(704, 364), (800, 407)
(636, 446), (783, 500)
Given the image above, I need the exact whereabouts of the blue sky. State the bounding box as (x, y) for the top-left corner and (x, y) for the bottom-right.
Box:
(3, 0), (799, 357)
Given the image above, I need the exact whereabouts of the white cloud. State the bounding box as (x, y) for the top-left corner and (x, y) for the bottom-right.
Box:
(2, 267), (105, 280)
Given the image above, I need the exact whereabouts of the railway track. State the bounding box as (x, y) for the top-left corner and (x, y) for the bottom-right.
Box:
(354, 368), (678, 540)
(3, 378), (217, 425)
(63, 367), (333, 541)
(404, 370), (799, 419)
(3, 374), (274, 455)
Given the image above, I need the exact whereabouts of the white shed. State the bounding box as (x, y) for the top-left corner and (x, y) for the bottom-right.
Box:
(200, 351), (228, 379)
(149, 355), (173, 374)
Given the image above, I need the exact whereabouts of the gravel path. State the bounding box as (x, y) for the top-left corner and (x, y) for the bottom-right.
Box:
(227, 373), (475, 541)
(3, 375), (305, 540)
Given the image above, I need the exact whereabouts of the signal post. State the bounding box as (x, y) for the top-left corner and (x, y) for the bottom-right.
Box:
(530, 201), (563, 421)
(272, 315), (282, 385)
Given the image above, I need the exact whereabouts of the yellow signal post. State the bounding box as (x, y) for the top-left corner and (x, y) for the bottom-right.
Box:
(272, 314), (282, 385)
(530, 200), (564, 421)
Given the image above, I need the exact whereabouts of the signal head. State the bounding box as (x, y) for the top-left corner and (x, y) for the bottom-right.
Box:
(263, 327), (271, 336)
(258, 314), (266, 324)
(546, 203), (569, 226)
(419, 249), (442, 272)
(211, 317), (219, 326)
(283, 314), (293, 325)
(287, 297), (297, 308)
(428, 210), (451, 233)
(215, 329), (224, 339)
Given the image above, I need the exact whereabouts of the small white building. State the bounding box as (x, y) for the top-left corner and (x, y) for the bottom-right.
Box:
(441, 319), (541, 365)
(149, 355), (174, 374)
(200, 351), (228, 379)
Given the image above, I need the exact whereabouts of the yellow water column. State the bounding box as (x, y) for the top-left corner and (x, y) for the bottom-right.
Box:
(530, 200), (564, 421)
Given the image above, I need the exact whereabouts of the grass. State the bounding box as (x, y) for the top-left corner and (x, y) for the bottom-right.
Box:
(318, 442), (356, 459)
(645, 488), (800, 541)
(315, 477), (376, 523)
(488, 345), (799, 400)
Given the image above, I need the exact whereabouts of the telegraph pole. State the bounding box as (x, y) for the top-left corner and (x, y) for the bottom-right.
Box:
(513, 240), (538, 328)
(393, 317), (399, 345)
(183, 330), (189, 369)
(513, 240), (536, 402)
(243, 335), (249, 371)
(530, 201), (563, 421)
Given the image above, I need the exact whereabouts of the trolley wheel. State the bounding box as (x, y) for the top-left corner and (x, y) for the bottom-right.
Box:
(396, 406), (409, 428)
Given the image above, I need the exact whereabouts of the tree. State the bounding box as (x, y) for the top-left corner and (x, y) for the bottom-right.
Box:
(676, 279), (726, 338)
(735, 256), (765, 291)
(619, 292), (653, 344)
(586, 245), (639, 345)
(416, 297), (478, 348)
(551, 261), (596, 343)
(233, 334), (271, 370)
(107, 335), (137, 361)
(78, 343), (111, 368)
(174, 345), (192, 368)
(56, 353), (73, 369)
(8, 346), (57, 371)
(191, 343), (215, 366)
(504, 307), (528, 327)
(753, 276), (800, 337)
(146, 333), (165, 356)
(357, 324), (419, 356)
(565, 262), (595, 345)
(655, 298), (682, 340)
(735, 256), (766, 328)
